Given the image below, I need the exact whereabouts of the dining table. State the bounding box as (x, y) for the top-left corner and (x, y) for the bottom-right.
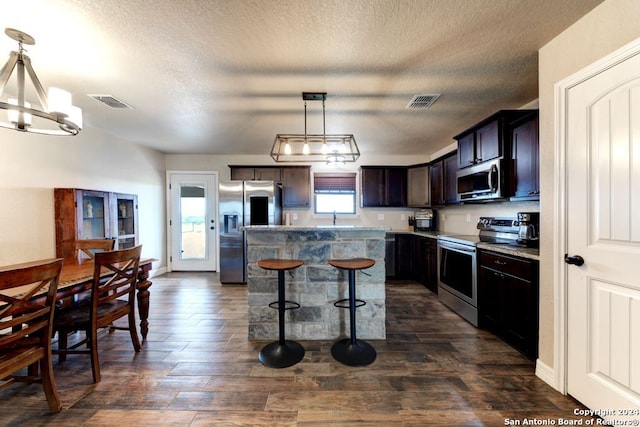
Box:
(1, 255), (156, 340)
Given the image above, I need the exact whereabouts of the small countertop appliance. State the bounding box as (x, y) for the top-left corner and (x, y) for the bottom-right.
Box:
(414, 209), (436, 232)
(516, 212), (539, 248)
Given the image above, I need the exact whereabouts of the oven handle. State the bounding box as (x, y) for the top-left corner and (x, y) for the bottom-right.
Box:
(438, 240), (476, 253)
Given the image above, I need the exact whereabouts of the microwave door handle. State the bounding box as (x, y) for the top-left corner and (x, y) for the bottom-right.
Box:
(488, 164), (498, 192)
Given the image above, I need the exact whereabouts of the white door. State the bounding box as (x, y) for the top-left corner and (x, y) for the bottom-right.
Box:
(565, 46), (640, 416)
(168, 172), (218, 271)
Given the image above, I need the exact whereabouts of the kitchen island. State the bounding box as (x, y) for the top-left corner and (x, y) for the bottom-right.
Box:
(244, 225), (387, 341)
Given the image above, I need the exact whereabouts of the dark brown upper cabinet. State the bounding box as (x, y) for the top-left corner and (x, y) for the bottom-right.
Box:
(510, 113), (540, 200)
(360, 166), (407, 207)
(455, 110), (537, 170)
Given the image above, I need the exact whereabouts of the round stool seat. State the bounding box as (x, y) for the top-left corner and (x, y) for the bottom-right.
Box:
(258, 259), (304, 271)
(329, 258), (375, 271)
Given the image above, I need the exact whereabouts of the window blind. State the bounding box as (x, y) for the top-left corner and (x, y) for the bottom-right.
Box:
(314, 173), (356, 193)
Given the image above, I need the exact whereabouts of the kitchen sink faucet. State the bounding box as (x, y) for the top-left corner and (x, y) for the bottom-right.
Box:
(333, 211), (337, 225)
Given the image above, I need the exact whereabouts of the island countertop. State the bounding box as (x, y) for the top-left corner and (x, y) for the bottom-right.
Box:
(244, 226), (387, 341)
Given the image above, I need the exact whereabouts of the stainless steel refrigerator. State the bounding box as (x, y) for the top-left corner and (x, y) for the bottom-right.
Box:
(219, 180), (281, 284)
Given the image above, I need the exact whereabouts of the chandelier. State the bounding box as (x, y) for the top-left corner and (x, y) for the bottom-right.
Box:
(0, 28), (82, 136)
(271, 92), (359, 164)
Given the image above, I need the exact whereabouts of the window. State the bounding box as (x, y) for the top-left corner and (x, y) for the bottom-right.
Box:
(314, 173), (356, 214)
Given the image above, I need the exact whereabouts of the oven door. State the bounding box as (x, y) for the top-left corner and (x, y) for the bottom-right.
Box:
(437, 240), (477, 307)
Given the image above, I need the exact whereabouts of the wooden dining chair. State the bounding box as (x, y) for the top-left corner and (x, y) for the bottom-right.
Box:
(0, 258), (64, 414)
(53, 245), (142, 383)
(74, 239), (115, 260)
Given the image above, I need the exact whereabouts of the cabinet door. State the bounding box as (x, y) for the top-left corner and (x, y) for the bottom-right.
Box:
(429, 160), (444, 205)
(413, 236), (426, 283)
(424, 238), (438, 292)
(281, 167), (310, 207)
(502, 274), (538, 358)
(112, 193), (138, 249)
(78, 190), (111, 240)
(457, 133), (475, 168)
(478, 266), (504, 331)
(476, 120), (500, 163)
(230, 167), (255, 180)
(407, 166), (430, 207)
(384, 168), (407, 207)
(512, 116), (539, 199)
(443, 154), (459, 204)
(394, 234), (414, 279)
(255, 167), (282, 182)
(361, 168), (385, 207)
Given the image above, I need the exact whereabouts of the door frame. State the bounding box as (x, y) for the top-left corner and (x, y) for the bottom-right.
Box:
(553, 36), (640, 394)
(166, 170), (219, 272)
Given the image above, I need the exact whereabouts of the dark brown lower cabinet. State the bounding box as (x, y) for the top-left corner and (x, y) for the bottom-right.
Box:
(478, 250), (539, 360)
(394, 234), (414, 279)
(394, 234), (438, 293)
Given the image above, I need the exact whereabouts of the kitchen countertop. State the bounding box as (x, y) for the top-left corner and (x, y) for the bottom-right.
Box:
(476, 242), (539, 261)
(386, 229), (539, 261)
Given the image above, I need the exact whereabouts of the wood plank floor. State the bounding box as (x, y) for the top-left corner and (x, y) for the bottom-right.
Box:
(0, 273), (597, 426)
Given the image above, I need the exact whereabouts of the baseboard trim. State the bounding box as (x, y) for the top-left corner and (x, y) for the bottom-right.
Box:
(536, 358), (561, 392)
(149, 266), (167, 278)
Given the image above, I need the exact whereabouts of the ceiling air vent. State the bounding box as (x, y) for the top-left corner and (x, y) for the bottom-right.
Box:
(88, 94), (134, 109)
(406, 94), (440, 110)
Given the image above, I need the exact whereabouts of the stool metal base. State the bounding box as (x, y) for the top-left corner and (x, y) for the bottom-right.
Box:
(259, 340), (305, 368)
(331, 338), (376, 367)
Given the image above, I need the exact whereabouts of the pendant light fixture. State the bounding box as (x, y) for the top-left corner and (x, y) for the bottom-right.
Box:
(0, 28), (82, 136)
(271, 92), (359, 163)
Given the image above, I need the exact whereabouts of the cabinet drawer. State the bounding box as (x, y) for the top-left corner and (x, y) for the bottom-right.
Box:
(479, 251), (534, 280)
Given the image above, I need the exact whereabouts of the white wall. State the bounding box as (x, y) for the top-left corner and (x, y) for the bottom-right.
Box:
(538, 0), (640, 369)
(0, 126), (166, 270)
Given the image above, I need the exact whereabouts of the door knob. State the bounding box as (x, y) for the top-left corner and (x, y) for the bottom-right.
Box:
(564, 254), (584, 266)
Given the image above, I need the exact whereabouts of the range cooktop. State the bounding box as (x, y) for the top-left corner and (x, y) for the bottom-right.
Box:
(438, 217), (521, 247)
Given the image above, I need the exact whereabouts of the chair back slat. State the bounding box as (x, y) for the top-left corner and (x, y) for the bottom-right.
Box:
(93, 246), (141, 309)
(75, 239), (115, 260)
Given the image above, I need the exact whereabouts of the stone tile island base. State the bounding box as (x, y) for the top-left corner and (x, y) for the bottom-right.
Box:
(245, 226), (387, 341)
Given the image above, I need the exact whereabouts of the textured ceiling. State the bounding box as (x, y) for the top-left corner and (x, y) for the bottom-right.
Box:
(2, 0), (603, 156)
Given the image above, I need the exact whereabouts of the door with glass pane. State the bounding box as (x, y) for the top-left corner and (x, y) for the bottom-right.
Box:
(169, 173), (217, 271)
(79, 190), (110, 240)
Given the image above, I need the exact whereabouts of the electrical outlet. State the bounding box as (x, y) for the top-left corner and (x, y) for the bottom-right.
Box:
(401, 214), (406, 221)
(466, 214), (471, 222)
(377, 214), (384, 220)
(292, 212), (298, 220)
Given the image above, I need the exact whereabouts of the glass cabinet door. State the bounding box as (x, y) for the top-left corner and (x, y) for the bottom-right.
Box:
(79, 190), (110, 239)
(114, 193), (138, 249)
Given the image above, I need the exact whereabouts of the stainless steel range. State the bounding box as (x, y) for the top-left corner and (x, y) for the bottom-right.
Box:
(437, 217), (519, 326)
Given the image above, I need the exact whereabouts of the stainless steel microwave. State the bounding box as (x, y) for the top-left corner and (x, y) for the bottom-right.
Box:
(456, 158), (506, 202)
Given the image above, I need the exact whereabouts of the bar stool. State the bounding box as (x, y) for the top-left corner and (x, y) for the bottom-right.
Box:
(257, 259), (305, 368)
(329, 257), (377, 366)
